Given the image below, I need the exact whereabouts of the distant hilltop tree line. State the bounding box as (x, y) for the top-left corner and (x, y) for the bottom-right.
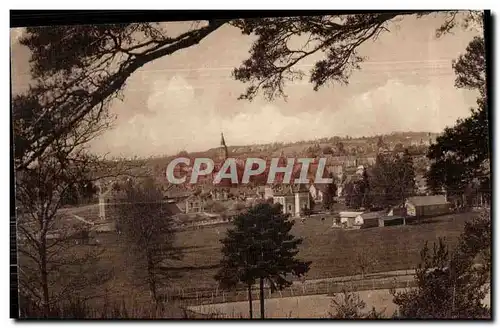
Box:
(160, 132), (433, 161)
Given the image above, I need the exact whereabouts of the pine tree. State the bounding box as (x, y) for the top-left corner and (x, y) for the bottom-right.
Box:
(392, 210), (491, 318)
(215, 203), (311, 318)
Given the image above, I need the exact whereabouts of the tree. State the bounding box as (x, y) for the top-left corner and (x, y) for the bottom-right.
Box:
(115, 177), (182, 306)
(392, 210), (491, 318)
(329, 289), (384, 319)
(359, 167), (370, 208)
(376, 136), (385, 149)
(352, 249), (378, 280)
(335, 141), (346, 155)
(205, 200), (227, 213)
(369, 152), (415, 209)
(215, 203), (311, 318)
(305, 143), (321, 158)
(17, 11), (476, 170)
(15, 146), (116, 317)
(394, 143), (405, 153)
(322, 175), (337, 211)
(426, 33), (489, 204)
(343, 179), (361, 209)
(12, 80), (130, 316)
(322, 145), (334, 155)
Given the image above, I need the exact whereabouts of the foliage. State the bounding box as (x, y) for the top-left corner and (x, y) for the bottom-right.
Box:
(369, 151), (415, 208)
(343, 168), (370, 209)
(452, 36), (486, 97)
(15, 103), (114, 317)
(335, 141), (346, 155)
(232, 12), (424, 100)
(305, 143), (321, 158)
(392, 210), (491, 319)
(15, 12), (456, 168)
(426, 99), (489, 200)
(321, 175), (337, 211)
(14, 21), (226, 170)
(353, 250), (378, 279)
(322, 145), (334, 155)
(393, 143), (404, 153)
(115, 178), (182, 304)
(18, 293), (212, 319)
(328, 289), (384, 319)
(426, 32), (489, 203)
(205, 200), (227, 213)
(215, 203), (311, 318)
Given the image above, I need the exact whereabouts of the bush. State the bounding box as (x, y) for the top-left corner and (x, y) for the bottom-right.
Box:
(328, 290), (384, 319)
(18, 294), (210, 319)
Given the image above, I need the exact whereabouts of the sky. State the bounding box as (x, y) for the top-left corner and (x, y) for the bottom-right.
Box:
(10, 13), (483, 158)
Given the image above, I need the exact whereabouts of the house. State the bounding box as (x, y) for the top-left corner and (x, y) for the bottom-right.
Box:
(210, 188), (229, 201)
(325, 164), (343, 178)
(185, 194), (209, 214)
(164, 187), (192, 204)
(358, 156), (376, 166)
(405, 195), (450, 217)
(356, 211), (386, 228)
(338, 211), (364, 228)
(378, 215), (406, 227)
(264, 187), (274, 200)
(272, 184), (310, 217)
(309, 184), (328, 203)
(387, 206), (407, 216)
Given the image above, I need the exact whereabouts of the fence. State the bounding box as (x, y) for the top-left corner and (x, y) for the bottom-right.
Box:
(165, 270), (417, 307)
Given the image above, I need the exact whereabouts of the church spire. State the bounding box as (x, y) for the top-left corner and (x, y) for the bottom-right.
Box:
(220, 132), (227, 147)
(219, 132), (228, 160)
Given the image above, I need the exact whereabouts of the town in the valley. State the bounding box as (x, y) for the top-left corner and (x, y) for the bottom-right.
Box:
(86, 131), (488, 231)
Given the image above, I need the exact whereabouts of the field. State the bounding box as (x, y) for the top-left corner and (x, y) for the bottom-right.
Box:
(168, 212), (474, 290)
(21, 211), (476, 306)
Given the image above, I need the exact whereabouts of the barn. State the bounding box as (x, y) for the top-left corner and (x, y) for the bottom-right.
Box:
(405, 195), (450, 218)
(356, 211), (387, 229)
(338, 211), (364, 228)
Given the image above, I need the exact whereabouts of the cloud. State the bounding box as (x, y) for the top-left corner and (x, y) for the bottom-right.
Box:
(91, 74), (476, 159)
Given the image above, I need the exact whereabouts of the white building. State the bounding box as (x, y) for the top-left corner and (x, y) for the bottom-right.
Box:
(272, 184), (310, 217)
(338, 211), (364, 228)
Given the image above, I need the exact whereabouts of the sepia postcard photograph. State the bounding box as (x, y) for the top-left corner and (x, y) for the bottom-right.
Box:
(10, 10), (491, 319)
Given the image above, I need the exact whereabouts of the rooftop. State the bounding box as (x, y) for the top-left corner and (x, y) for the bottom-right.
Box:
(407, 195), (448, 206)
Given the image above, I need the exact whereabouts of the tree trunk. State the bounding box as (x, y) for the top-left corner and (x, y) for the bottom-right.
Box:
(247, 283), (253, 319)
(147, 256), (158, 306)
(259, 278), (265, 319)
(40, 239), (50, 317)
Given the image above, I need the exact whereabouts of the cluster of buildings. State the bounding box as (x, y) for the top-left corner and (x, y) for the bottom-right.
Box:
(47, 133), (441, 237)
(335, 194), (451, 229)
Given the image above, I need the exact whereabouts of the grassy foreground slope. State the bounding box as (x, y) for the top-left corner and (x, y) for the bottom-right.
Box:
(170, 212), (474, 290)
(22, 212), (474, 304)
